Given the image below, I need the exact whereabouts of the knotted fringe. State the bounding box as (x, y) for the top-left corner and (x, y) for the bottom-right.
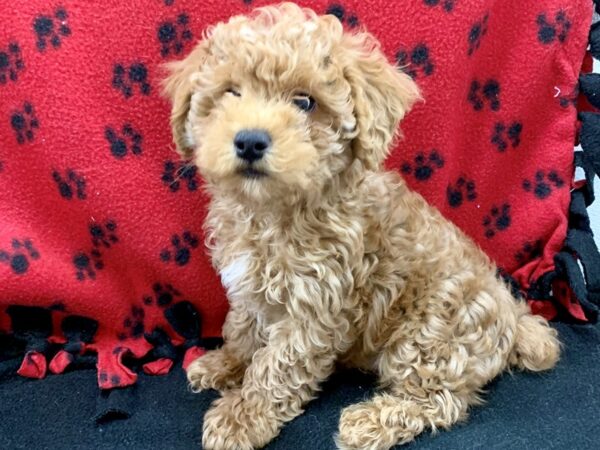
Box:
(2, 300), (219, 391)
(526, 26), (600, 322)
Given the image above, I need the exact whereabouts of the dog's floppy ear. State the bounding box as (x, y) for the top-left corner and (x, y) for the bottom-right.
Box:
(341, 32), (421, 171)
(162, 40), (210, 159)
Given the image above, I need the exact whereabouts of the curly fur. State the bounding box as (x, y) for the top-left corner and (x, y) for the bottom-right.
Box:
(162, 4), (560, 449)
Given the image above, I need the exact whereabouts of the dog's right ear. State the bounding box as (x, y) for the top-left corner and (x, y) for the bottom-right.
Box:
(161, 41), (210, 159)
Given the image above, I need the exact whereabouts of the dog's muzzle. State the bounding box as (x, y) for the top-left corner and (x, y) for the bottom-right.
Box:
(234, 129), (270, 179)
(234, 129), (271, 163)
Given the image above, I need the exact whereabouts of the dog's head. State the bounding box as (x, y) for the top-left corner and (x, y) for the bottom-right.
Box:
(163, 3), (419, 202)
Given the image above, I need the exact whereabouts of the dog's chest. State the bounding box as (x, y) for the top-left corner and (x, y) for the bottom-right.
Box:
(218, 245), (289, 316)
(219, 253), (251, 294)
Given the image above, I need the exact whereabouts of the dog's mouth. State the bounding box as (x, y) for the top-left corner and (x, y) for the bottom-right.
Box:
(238, 167), (267, 179)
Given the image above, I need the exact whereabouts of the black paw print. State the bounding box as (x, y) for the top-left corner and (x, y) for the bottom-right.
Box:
(515, 240), (543, 264)
(537, 11), (571, 44)
(483, 203), (511, 238)
(73, 249), (103, 281)
(11, 102), (39, 144)
(105, 124), (142, 159)
(90, 220), (118, 248)
(158, 13), (193, 57)
(118, 305), (145, 340)
(557, 86), (578, 109)
(73, 220), (119, 280)
(468, 79), (500, 111)
(99, 371), (122, 388)
(52, 169), (86, 200)
(491, 121), (522, 151)
(423, 0), (455, 12)
(522, 170), (565, 200)
(144, 283), (182, 307)
(0, 41), (24, 84)
(396, 44), (434, 79)
(447, 176), (477, 208)
(401, 150), (444, 181)
(33, 7), (71, 51)
(160, 231), (200, 266)
(112, 63), (151, 98)
(326, 4), (359, 28)
(162, 161), (198, 192)
(468, 13), (489, 56)
(0, 239), (40, 275)
(164, 0), (175, 5)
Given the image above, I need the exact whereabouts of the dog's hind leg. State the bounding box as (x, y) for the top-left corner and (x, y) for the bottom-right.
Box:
(508, 302), (560, 372)
(336, 387), (469, 450)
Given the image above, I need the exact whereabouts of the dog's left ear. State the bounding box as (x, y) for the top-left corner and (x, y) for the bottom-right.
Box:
(161, 40), (210, 159)
(341, 32), (421, 171)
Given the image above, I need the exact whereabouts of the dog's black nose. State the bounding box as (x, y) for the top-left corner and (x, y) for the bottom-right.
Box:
(234, 129), (271, 163)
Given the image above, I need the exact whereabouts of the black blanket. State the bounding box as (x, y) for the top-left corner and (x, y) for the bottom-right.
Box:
(1, 322), (599, 449)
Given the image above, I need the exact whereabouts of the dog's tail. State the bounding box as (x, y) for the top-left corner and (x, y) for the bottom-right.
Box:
(509, 307), (560, 371)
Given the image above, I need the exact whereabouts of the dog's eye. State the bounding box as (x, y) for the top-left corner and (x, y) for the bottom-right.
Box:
(226, 88), (241, 97)
(292, 94), (316, 112)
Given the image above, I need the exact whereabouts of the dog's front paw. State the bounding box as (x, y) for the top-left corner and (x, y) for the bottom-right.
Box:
(187, 349), (246, 392)
(202, 390), (279, 450)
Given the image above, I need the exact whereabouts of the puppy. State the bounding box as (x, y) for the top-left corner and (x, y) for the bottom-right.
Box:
(163, 4), (559, 449)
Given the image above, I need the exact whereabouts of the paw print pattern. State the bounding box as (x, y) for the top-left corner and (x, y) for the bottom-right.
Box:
(158, 13), (193, 57)
(326, 4), (359, 28)
(401, 150), (444, 181)
(73, 249), (103, 281)
(11, 102), (39, 144)
(33, 7), (71, 51)
(522, 170), (565, 200)
(0, 41), (24, 84)
(160, 231), (200, 266)
(537, 11), (571, 44)
(52, 169), (86, 200)
(0, 239), (40, 275)
(423, 0), (455, 12)
(118, 305), (145, 340)
(491, 121), (522, 151)
(468, 13), (489, 56)
(468, 79), (500, 111)
(161, 161), (198, 192)
(483, 203), (511, 238)
(515, 240), (543, 264)
(557, 86), (578, 109)
(396, 44), (434, 79)
(90, 221), (118, 248)
(145, 283), (182, 307)
(112, 63), (151, 98)
(164, 0), (175, 5)
(99, 371), (122, 388)
(105, 124), (143, 159)
(73, 220), (119, 280)
(447, 177), (477, 208)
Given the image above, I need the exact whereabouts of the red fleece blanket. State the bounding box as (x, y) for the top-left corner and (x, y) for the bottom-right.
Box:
(0, 0), (594, 388)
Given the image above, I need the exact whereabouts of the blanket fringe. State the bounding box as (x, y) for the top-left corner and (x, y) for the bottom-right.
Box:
(526, 52), (600, 323)
(3, 301), (218, 388)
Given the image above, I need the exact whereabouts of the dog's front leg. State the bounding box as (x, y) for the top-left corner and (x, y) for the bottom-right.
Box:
(202, 319), (341, 450)
(188, 305), (261, 392)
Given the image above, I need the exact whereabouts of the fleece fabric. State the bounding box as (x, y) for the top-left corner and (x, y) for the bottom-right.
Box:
(0, 322), (599, 449)
(0, 0), (596, 389)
